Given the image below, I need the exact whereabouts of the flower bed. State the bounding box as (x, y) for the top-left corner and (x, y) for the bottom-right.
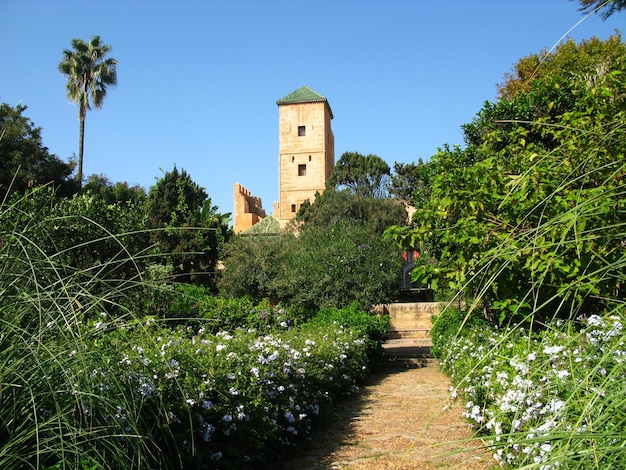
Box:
(81, 312), (375, 469)
(435, 310), (626, 469)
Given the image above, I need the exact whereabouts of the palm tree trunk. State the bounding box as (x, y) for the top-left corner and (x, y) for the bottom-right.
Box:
(78, 113), (85, 192)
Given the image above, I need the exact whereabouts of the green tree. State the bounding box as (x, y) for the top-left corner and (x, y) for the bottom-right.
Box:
(58, 35), (118, 190)
(83, 173), (147, 205)
(220, 190), (406, 310)
(218, 233), (296, 302)
(327, 151), (391, 198)
(387, 34), (626, 323)
(0, 103), (77, 199)
(296, 189), (407, 233)
(496, 34), (625, 99)
(146, 166), (230, 287)
(389, 159), (435, 210)
(281, 220), (403, 311)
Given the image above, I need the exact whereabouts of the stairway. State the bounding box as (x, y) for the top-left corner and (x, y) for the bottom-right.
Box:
(374, 302), (440, 369)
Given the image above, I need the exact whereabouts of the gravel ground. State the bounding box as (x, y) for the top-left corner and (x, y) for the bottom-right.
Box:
(275, 360), (497, 470)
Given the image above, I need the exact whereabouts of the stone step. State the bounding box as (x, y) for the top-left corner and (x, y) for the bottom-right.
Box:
(376, 341), (438, 370)
(375, 302), (439, 336)
(386, 328), (431, 340)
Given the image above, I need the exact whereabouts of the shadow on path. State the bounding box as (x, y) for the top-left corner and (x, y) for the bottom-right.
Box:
(272, 346), (494, 469)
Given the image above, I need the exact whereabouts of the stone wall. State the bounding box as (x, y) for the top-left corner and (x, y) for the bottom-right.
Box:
(233, 182), (266, 234)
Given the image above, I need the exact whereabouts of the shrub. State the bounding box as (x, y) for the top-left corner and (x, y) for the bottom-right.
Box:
(441, 313), (626, 469)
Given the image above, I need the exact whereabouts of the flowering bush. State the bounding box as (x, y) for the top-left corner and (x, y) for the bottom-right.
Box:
(437, 310), (626, 468)
(83, 308), (373, 469)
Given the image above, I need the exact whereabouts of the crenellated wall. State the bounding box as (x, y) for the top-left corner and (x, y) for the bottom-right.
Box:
(233, 182), (266, 234)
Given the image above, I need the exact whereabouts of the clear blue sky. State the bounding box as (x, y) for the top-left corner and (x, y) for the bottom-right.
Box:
(1, 1), (623, 218)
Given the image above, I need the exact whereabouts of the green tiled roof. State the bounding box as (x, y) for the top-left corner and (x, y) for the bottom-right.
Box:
(276, 86), (333, 117)
(243, 215), (280, 235)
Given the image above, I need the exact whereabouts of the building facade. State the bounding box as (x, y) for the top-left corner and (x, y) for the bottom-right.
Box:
(276, 86), (335, 228)
(232, 86), (335, 233)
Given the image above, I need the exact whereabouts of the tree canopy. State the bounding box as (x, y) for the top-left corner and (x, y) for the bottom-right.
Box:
(386, 33), (626, 323)
(326, 151), (391, 198)
(220, 190), (406, 311)
(147, 166), (231, 288)
(0, 103), (77, 199)
(574, 0), (626, 18)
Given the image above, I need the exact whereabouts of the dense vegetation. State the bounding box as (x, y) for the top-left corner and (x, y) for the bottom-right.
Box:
(407, 31), (626, 469)
(2, 8), (625, 467)
(387, 33), (626, 324)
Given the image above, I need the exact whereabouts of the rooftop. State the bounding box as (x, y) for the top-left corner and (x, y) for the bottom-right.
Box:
(276, 86), (333, 118)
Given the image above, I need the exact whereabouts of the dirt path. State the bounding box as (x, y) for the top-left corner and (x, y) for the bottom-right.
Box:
(277, 361), (495, 469)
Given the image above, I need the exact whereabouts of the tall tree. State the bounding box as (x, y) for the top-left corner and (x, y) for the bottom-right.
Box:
(0, 103), (77, 199)
(147, 166), (231, 287)
(58, 35), (118, 190)
(327, 151), (391, 198)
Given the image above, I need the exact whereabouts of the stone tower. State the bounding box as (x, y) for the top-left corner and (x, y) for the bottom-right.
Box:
(276, 86), (335, 228)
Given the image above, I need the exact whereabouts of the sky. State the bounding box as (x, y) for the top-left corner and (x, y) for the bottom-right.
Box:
(1, 1), (623, 219)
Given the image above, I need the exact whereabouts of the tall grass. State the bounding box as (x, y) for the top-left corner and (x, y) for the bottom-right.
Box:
(0, 189), (168, 469)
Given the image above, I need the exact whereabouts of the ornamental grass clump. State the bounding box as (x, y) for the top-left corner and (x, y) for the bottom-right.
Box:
(0, 189), (163, 469)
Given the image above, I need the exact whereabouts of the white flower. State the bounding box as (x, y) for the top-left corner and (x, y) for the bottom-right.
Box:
(587, 315), (604, 327)
(543, 345), (564, 356)
(555, 369), (570, 379)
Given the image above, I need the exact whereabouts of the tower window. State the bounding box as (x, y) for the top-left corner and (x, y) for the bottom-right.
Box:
(298, 164), (307, 176)
(291, 204), (296, 212)
(298, 126), (306, 136)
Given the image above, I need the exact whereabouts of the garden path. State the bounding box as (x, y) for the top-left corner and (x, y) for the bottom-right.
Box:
(276, 343), (496, 470)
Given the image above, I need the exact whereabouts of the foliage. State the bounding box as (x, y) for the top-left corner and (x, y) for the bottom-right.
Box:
(439, 311), (626, 469)
(429, 306), (488, 358)
(574, 0), (626, 18)
(296, 189), (407, 234)
(305, 302), (390, 345)
(279, 220), (404, 311)
(146, 283), (308, 332)
(0, 191), (160, 469)
(386, 34), (626, 323)
(497, 34), (625, 99)
(220, 191), (407, 310)
(1, 187), (149, 318)
(218, 233), (296, 302)
(92, 317), (372, 469)
(388, 159), (435, 209)
(58, 35), (118, 190)
(326, 151), (391, 198)
(83, 173), (147, 205)
(0, 189), (387, 470)
(0, 103), (77, 199)
(147, 166), (231, 288)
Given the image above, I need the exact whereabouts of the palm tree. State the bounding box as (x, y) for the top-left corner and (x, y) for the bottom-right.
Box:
(59, 35), (117, 191)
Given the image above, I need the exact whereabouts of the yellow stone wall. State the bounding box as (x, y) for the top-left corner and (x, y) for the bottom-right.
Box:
(233, 182), (266, 234)
(277, 101), (334, 228)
